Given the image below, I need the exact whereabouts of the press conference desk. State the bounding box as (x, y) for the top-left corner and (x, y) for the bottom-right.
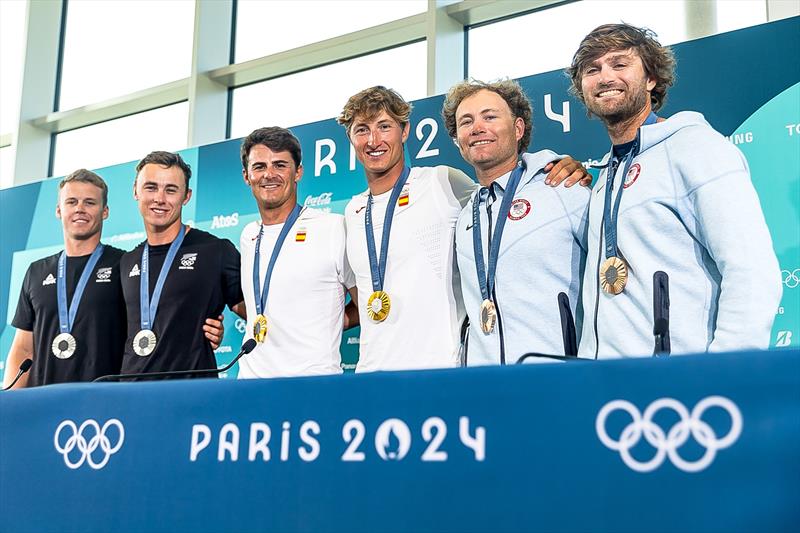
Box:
(1, 349), (798, 533)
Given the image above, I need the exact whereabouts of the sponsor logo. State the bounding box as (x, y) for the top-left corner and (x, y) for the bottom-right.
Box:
(129, 264), (140, 277)
(776, 330), (793, 347)
(355, 205), (366, 215)
(304, 192), (332, 208)
(346, 336), (359, 344)
(214, 345), (232, 354)
(234, 318), (246, 334)
(623, 163), (641, 188)
(781, 268), (799, 289)
(211, 213), (239, 229)
(189, 417), (485, 463)
(54, 419), (125, 470)
(179, 253), (198, 270)
(508, 198), (531, 220)
(95, 267), (112, 283)
(596, 396), (742, 473)
(725, 131), (754, 145)
(42, 273), (56, 286)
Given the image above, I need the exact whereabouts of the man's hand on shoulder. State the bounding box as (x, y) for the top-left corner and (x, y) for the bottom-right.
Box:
(544, 157), (591, 188)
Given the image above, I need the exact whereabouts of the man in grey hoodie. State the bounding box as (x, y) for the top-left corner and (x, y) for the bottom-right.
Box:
(567, 23), (781, 358)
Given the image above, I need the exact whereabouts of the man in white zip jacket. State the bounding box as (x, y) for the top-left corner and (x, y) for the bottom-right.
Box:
(566, 23), (781, 358)
(442, 79), (590, 365)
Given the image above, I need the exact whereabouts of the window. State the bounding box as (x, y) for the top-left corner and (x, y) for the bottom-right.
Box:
(468, 0), (688, 82)
(57, 0), (195, 110)
(235, 0), (426, 63)
(230, 41), (427, 139)
(0, 0), (26, 135)
(52, 103), (189, 177)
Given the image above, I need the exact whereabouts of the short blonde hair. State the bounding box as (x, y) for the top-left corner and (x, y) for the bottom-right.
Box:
(337, 86), (412, 135)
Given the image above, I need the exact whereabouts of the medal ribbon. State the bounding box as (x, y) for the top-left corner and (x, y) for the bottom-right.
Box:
(472, 161), (526, 302)
(253, 204), (302, 315)
(603, 112), (658, 259)
(56, 244), (105, 333)
(140, 225), (186, 330)
(365, 166), (411, 292)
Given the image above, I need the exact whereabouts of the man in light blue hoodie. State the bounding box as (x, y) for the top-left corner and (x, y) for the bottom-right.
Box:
(442, 79), (590, 365)
(567, 23), (782, 358)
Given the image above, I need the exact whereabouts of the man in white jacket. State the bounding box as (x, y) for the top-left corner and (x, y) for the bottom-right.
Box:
(566, 23), (781, 357)
(442, 79), (590, 365)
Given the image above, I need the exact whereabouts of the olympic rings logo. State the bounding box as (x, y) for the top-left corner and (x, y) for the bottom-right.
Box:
(781, 269), (800, 289)
(54, 419), (125, 470)
(596, 396), (742, 473)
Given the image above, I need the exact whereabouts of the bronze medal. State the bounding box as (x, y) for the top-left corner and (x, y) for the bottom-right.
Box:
(599, 256), (628, 295)
(366, 291), (391, 322)
(479, 299), (497, 334)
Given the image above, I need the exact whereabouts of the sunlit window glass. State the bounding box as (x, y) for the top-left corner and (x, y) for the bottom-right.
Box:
(235, 0), (426, 63)
(230, 42), (426, 138)
(0, 0), (27, 134)
(58, 0), (195, 110)
(468, 0), (688, 81)
(52, 103), (189, 177)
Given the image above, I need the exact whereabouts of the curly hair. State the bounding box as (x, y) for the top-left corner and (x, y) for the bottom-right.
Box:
(566, 23), (675, 112)
(441, 79), (532, 154)
(336, 86), (412, 135)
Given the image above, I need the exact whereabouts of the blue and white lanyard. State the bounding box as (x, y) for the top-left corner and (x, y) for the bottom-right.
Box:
(602, 112), (658, 258)
(140, 225), (186, 331)
(253, 204), (302, 315)
(56, 244), (105, 333)
(365, 166), (411, 293)
(472, 161), (526, 301)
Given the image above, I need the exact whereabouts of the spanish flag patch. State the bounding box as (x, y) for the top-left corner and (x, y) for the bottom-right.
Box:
(295, 230), (307, 242)
(398, 193), (409, 207)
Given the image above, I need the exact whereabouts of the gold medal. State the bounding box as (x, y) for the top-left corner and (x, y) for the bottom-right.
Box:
(599, 256), (628, 295)
(479, 299), (497, 334)
(366, 291), (391, 322)
(253, 314), (268, 343)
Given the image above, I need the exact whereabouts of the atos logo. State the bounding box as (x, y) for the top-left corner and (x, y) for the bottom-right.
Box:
(211, 212), (239, 229)
(596, 396), (742, 473)
(54, 419), (125, 470)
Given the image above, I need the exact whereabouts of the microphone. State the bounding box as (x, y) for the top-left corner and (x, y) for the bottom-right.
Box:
(653, 271), (671, 357)
(557, 292), (578, 357)
(94, 339), (257, 382)
(3, 358), (33, 391)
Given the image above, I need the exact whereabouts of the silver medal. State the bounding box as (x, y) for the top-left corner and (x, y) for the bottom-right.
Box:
(133, 329), (157, 357)
(52, 332), (77, 359)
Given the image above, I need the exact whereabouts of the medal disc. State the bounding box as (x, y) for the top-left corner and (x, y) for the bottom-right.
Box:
(479, 299), (497, 334)
(253, 314), (268, 343)
(366, 291), (391, 322)
(133, 329), (157, 357)
(599, 256), (628, 295)
(52, 332), (77, 359)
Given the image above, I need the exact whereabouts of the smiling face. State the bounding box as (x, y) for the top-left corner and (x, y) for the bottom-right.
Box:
(134, 163), (191, 236)
(580, 48), (656, 124)
(57, 181), (108, 241)
(349, 109), (409, 184)
(242, 144), (301, 215)
(455, 89), (524, 184)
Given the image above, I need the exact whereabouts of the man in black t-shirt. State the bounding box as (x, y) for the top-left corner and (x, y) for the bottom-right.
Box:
(4, 169), (125, 387)
(119, 151), (245, 378)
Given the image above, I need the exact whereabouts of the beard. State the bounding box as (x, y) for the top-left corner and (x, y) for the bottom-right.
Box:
(586, 82), (651, 126)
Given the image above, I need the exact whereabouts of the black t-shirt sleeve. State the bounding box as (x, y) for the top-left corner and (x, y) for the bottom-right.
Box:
(220, 238), (243, 309)
(11, 266), (35, 331)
